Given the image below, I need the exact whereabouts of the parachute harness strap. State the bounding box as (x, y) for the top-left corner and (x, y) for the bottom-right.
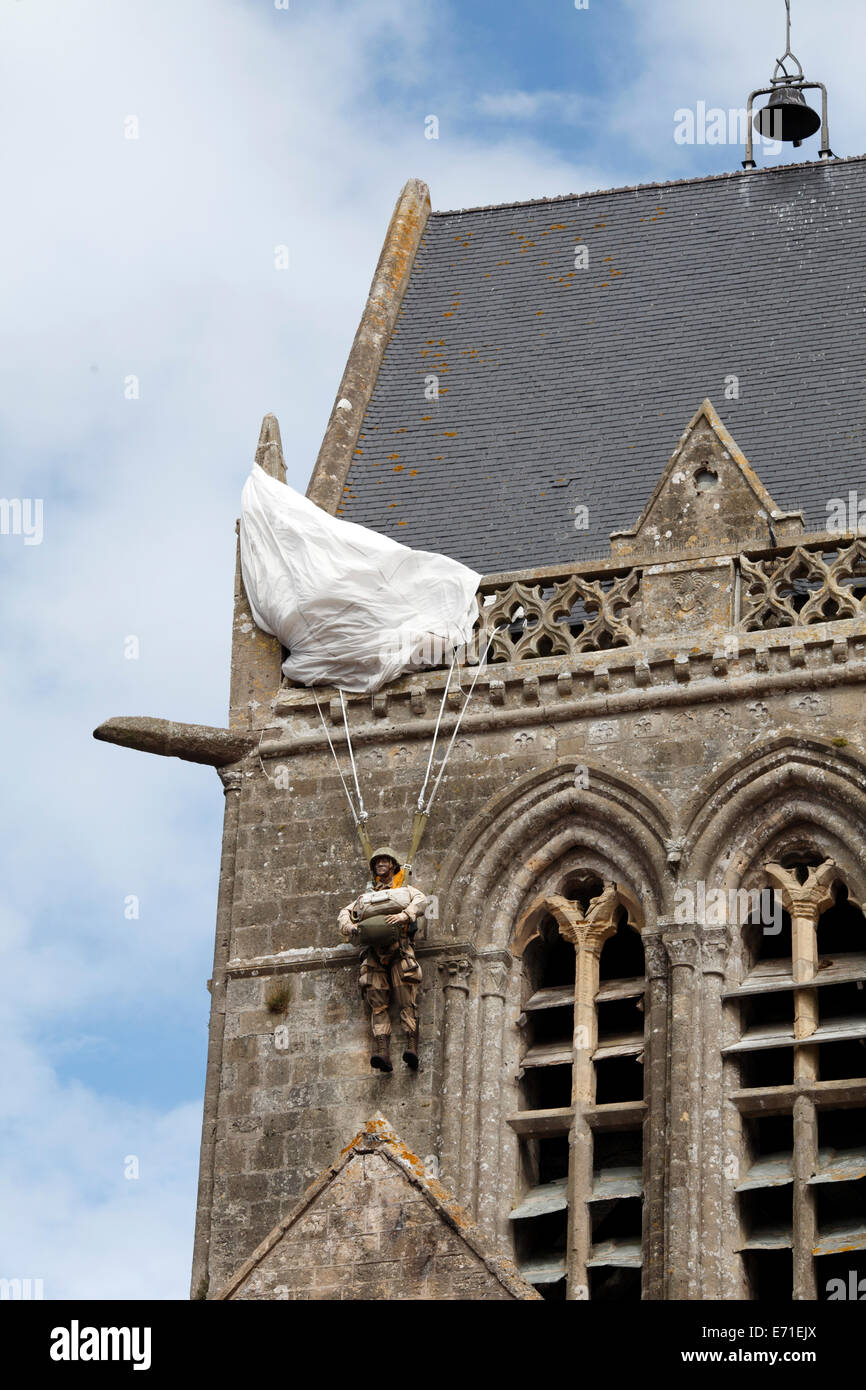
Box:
(421, 623), (504, 819)
(340, 689), (368, 827)
(256, 726), (277, 786)
(312, 688), (359, 828)
(416, 647), (457, 813)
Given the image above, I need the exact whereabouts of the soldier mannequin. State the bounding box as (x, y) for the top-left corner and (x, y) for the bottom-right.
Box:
(338, 847), (426, 1072)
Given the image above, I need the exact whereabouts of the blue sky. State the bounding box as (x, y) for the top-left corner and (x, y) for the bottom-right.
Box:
(2, 0), (863, 1299)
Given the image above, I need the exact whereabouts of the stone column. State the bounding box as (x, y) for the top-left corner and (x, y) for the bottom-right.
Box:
(438, 955), (473, 1197)
(549, 885), (619, 1301)
(568, 933), (599, 1304)
(191, 766), (243, 1300)
(790, 897), (821, 1304)
(764, 862), (836, 1302)
(475, 954), (512, 1237)
(699, 925), (732, 1301)
(663, 930), (699, 1299)
(642, 932), (669, 1301)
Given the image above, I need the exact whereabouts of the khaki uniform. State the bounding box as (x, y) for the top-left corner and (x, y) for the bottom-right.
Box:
(338, 882), (426, 1038)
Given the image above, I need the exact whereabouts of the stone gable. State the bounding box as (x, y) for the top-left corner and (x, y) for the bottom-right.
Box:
(218, 1117), (540, 1301)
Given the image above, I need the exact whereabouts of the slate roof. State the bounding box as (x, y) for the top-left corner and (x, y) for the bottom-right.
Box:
(337, 156), (866, 574)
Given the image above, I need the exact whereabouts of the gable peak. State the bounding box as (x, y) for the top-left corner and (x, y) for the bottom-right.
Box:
(610, 399), (804, 561)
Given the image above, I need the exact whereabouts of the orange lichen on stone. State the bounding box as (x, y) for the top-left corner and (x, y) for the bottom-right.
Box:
(340, 1128), (367, 1155)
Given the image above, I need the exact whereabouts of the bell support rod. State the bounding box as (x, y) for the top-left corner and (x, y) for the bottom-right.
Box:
(742, 81), (832, 170)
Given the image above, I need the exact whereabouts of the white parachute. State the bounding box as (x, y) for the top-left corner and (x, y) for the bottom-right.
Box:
(239, 466), (481, 694)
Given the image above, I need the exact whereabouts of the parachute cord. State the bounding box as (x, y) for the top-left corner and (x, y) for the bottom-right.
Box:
(312, 688), (359, 827)
(340, 689), (368, 825)
(415, 646), (457, 812)
(423, 623), (504, 817)
(256, 726), (275, 784)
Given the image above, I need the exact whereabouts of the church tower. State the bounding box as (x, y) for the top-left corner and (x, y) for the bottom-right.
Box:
(96, 155), (866, 1301)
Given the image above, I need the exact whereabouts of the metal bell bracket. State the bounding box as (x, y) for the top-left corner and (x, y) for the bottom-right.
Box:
(742, 0), (833, 169)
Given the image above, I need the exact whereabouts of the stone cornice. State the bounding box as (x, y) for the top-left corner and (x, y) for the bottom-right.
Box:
(480, 527), (860, 585)
(257, 634), (866, 760)
(224, 938), (484, 980)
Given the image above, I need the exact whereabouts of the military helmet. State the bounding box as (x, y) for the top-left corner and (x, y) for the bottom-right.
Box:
(369, 845), (402, 874)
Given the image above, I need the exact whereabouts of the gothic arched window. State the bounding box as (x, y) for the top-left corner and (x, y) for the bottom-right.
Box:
(725, 860), (866, 1300)
(508, 879), (647, 1300)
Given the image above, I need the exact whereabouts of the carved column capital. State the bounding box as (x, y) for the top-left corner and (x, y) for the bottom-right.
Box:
(663, 931), (699, 971)
(218, 766), (244, 793)
(642, 933), (668, 980)
(479, 954), (511, 999)
(547, 882), (620, 954)
(764, 859), (837, 922)
(700, 925), (732, 977)
(439, 955), (473, 992)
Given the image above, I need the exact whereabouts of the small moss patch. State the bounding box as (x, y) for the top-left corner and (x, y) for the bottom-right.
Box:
(265, 983), (290, 1014)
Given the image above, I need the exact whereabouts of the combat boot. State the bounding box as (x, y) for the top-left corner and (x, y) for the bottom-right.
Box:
(402, 1028), (419, 1070)
(371, 1033), (392, 1072)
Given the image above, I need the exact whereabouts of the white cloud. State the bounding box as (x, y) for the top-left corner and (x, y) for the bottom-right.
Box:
(11, 0), (861, 1302)
(0, 1015), (200, 1299)
(476, 89), (589, 123)
(0, 0), (615, 1300)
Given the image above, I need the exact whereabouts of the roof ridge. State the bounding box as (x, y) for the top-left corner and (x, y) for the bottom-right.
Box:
(430, 152), (866, 217)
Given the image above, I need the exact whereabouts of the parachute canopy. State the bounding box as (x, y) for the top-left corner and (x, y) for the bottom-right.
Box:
(239, 466), (481, 694)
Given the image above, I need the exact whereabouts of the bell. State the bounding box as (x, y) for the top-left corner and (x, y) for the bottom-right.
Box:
(754, 85), (821, 146)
